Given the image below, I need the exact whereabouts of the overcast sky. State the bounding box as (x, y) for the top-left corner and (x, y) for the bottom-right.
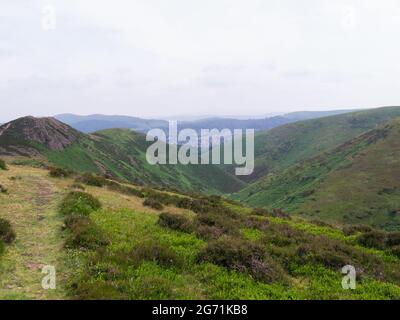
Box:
(1, 0), (400, 121)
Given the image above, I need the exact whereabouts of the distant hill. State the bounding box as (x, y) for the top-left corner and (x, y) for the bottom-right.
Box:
(55, 114), (168, 134)
(183, 110), (357, 132)
(0, 117), (243, 193)
(282, 109), (357, 121)
(232, 118), (400, 230)
(232, 106), (400, 183)
(56, 109), (355, 134)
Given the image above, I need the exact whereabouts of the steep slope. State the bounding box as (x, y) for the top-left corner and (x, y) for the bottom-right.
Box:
(233, 119), (400, 230)
(73, 128), (245, 193)
(239, 106), (400, 183)
(0, 117), (243, 194)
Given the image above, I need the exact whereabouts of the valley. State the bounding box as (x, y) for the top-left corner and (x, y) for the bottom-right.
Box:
(0, 117), (244, 194)
(1, 106), (400, 300)
(232, 107), (400, 230)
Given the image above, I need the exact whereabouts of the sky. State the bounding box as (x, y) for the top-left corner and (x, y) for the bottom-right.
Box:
(1, 0), (400, 121)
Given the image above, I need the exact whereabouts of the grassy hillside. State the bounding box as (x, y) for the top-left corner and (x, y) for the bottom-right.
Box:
(240, 106), (400, 182)
(233, 119), (400, 230)
(0, 117), (244, 194)
(46, 128), (244, 194)
(1, 162), (400, 299)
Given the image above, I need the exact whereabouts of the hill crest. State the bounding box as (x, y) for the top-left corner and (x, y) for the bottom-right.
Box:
(0, 116), (82, 152)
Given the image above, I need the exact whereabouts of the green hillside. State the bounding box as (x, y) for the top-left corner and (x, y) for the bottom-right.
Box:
(1, 163), (399, 299)
(241, 106), (400, 183)
(0, 117), (243, 194)
(233, 119), (400, 230)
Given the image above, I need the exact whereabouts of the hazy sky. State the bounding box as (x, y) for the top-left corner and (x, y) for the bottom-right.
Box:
(1, 0), (400, 121)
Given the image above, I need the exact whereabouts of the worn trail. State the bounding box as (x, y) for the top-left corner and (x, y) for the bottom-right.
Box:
(0, 168), (68, 299)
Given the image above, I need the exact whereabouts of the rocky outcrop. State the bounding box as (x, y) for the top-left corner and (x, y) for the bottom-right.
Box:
(0, 116), (83, 152)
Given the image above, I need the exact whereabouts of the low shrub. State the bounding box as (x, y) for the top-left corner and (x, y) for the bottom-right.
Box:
(296, 242), (347, 270)
(0, 159), (7, 170)
(357, 230), (387, 249)
(386, 232), (400, 247)
(129, 241), (183, 268)
(295, 235), (383, 277)
(342, 224), (373, 236)
(309, 219), (334, 228)
(106, 181), (144, 198)
(261, 223), (310, 247)
(270, 208), (291, 219)
(142, 189), (179, 206)
(197, 236), (256, 268)
(260, 223), (385, 279)
(197, 236), (285, 283)
(60, 191), (101, 216)
(143, 198), (164, 210)
(0, 184), (7, 194)
(195, 225), (224, 240)
(0, 240), (4, 256)
(390, 245), (400, 258)
(71, 279), (126, 300)
(158, 212), (193, 233)
(251, 207), (290, 219)
(64, 215), (109, 250)
(194, 212), (240, 239)
(177, 196), (236, 216)
(0, 218), (16, 244)
(175, 197), (193, 209)
(64, 214), (86, 229)
(142, 189), (237, 217)
(76, 173), (106, 187)
(251, 208), (270, 216)
(244, 216), (269, 231)
(191, 198), (217, 214)
(49, 166), (72, 178)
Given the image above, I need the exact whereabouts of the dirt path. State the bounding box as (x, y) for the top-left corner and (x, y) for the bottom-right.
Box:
(0, 167), (68, 299)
